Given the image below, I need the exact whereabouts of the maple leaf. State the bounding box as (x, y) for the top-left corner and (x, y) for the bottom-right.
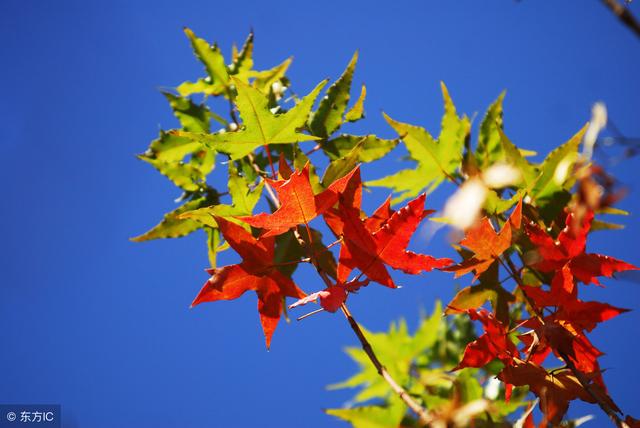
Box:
(444, 199), (522, 279)
(190, 217), (305, 348)
(177, 77), (327, 160)
(526, 210), (637, 284)
(499, 360), (617, 426)
(522, 266), (629, 333)
(519, 265), (628, 374)
(289, 286), (347, 313)
(178, 29), (293, 97)
(331, 193), (452, 287)
(454, 309), (519, 370)
(445, 262), (515, 326)
(308, 51), (359, 138)
(239, 163), (361, 237)
(289, 278), (370, 313)
(367, 83), (471, 202)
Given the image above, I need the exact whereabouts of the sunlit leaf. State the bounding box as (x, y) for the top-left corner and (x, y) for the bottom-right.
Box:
(178, 78), (327, 159)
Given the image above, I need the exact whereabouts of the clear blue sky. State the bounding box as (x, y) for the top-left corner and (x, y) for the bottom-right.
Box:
(1, 1), (639, 427)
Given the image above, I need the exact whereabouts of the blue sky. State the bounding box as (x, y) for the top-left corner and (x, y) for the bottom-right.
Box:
(1, 1), (639, 427)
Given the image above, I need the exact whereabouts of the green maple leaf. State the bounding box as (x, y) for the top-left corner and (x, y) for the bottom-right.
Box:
(367, 82), (470, 203)
(309, 51), (359, 138)
(323, 134), (398, 164)
(177, 29), (293, 97)
(179, 164), (264, 229)
(138, 93), (215, 192)
(530, 124), (588, 201)
(344, 84), (366, 123)
(175, 165), (264, 266)
(178, 28), (230, 97)
(177, 78), (327, 160)
(130, 192), (219, 242)
(475, 91), (506, 169)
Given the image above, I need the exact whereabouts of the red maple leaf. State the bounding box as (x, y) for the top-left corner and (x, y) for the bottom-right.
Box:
(526, 210), (636, 285)
(329, 193), (452, 287)
(454, 308), (519, 370)
(444, 199), (522, 279)
(191, 217), (305, 348)
(239, 163), (360, 237)
(519, 265), (628, 374)
(499, 360), (617, 426)
(288, 278), (370, 313)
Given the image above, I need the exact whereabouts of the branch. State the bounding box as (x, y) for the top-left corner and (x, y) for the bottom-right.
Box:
(601, 0), (640, 38)
(340, 303), (433, 426)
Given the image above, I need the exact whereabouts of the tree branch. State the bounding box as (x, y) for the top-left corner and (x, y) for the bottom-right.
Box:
(339, 303), (432, 426)
(601, 0), (640, 38)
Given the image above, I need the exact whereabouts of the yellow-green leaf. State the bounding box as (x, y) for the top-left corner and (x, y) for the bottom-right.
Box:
(367, 83), (470, 203)
(344, 84), (366, 123)
(325, 396), (406, 428)
(323, 134), (398, 163)
(181, 28), (229, 96)
(321, 137), (365, 187)
(178, 78), (327, 160)
(476, 91), (506, 169)
(131, 198), (210, 242)
(309, 51), (358, 138)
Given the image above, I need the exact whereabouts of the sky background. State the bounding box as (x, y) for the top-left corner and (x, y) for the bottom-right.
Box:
(1, 1), (639, 427)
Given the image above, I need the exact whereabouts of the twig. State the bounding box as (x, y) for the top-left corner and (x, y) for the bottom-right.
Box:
(340, 303), (432, 426)
(601, 0), (640, 38)
(304, 143), (323, 156)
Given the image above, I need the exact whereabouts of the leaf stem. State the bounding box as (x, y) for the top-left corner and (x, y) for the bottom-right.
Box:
(264, 145), (277, 178)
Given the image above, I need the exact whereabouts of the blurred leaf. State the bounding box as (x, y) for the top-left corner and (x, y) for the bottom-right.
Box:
(325, 396), (406, 428)
(330, 302), (442, 403)
(591, 219), (624, 231)
(206, 227), (221, 268)
(531, 124), (588, 204)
